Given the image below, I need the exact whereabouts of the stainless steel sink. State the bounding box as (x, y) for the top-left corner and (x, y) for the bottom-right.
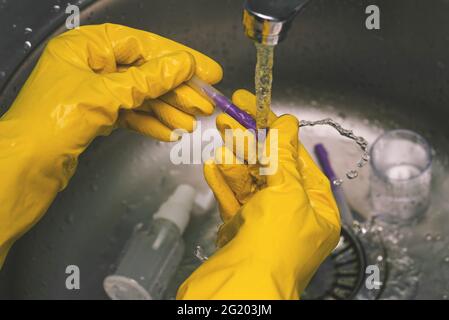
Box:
(1, 0), (449, 299)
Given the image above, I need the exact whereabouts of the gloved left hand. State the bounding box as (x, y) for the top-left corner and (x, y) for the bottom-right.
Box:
(0, 23), (222, 267)
(177, 90), (341, 299)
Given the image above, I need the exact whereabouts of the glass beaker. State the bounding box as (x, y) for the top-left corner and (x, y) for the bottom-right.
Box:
(369, 129), (432, 223)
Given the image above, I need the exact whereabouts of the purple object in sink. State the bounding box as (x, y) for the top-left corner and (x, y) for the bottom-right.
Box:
(211, 94), (257, 131)
(188, 76), (257, 131)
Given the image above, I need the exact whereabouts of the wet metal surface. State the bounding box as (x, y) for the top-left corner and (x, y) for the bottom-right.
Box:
(1, 0), (449, 299)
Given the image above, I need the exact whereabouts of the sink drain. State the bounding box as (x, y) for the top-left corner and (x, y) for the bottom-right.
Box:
(303, 225), (372, 299)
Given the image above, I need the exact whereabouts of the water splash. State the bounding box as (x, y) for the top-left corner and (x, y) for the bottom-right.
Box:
(362, 152), (370, 161)
(346, 170), (359, 179)
(333, 179), (343, 186)
(360, 218), (420, 299)
(352, 220), (367, 234)
(194, 245), (209, 262)
(300, 118), (369, 182)
(24, 41), (32, 51)
(299, 118), (368, 151)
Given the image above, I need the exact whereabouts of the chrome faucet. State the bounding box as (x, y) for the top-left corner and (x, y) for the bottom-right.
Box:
(243, 0), (310, 45)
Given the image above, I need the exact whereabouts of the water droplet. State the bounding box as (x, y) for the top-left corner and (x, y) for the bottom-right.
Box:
(376, 255), (384, 262)
(425, 233), (433, 241)
(434, 234), (442, 241)
(52, 4), (61, 12)
(12, 24), (17, 29)
(352, 220), (368, 235)
(346, 170), (358, 179)
(194, 245), (209, 262)
(24, 27), (33, 34)
(352, 220), (361, 233)
(362, 152), (370, 162)
(0, 71), (5, 78)
(333, 179), (343, 186)
(443, 256), (449, 263)
(24, 41), (32, 51)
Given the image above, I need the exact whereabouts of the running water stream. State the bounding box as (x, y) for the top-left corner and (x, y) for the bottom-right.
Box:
(252, 43), (275, 187)
(255, 43), (274, 130)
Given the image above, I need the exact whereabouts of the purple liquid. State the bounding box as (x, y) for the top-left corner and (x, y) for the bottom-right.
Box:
(212, 94), (257, 131)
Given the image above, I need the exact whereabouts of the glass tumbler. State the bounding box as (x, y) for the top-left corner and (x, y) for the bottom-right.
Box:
(370, 130), (432, 223)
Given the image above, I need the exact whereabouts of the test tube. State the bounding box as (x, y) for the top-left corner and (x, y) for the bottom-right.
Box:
(188, 76), (257, 131)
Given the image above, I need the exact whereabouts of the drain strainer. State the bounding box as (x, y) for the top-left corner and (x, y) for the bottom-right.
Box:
(302, 224), (386, 300)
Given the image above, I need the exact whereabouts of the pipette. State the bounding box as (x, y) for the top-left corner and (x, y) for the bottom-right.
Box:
(188, 76), (257, 131)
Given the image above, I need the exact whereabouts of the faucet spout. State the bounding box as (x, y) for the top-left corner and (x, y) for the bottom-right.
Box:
(243, 0), (310, 45)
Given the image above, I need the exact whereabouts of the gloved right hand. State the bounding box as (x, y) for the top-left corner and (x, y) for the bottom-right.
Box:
(177, 90), (341, 299)
(0, 23), (222, 267)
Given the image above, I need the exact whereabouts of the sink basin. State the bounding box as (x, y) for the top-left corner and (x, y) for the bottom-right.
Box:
(1, 0), (449, 299)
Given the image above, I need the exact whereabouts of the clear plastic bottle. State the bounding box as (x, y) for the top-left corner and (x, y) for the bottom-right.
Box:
(103, 184), (196, 300)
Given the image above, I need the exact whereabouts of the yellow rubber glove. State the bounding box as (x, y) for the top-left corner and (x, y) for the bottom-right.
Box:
(0, 23), (222, 267)
(177, 89), (341, 300)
